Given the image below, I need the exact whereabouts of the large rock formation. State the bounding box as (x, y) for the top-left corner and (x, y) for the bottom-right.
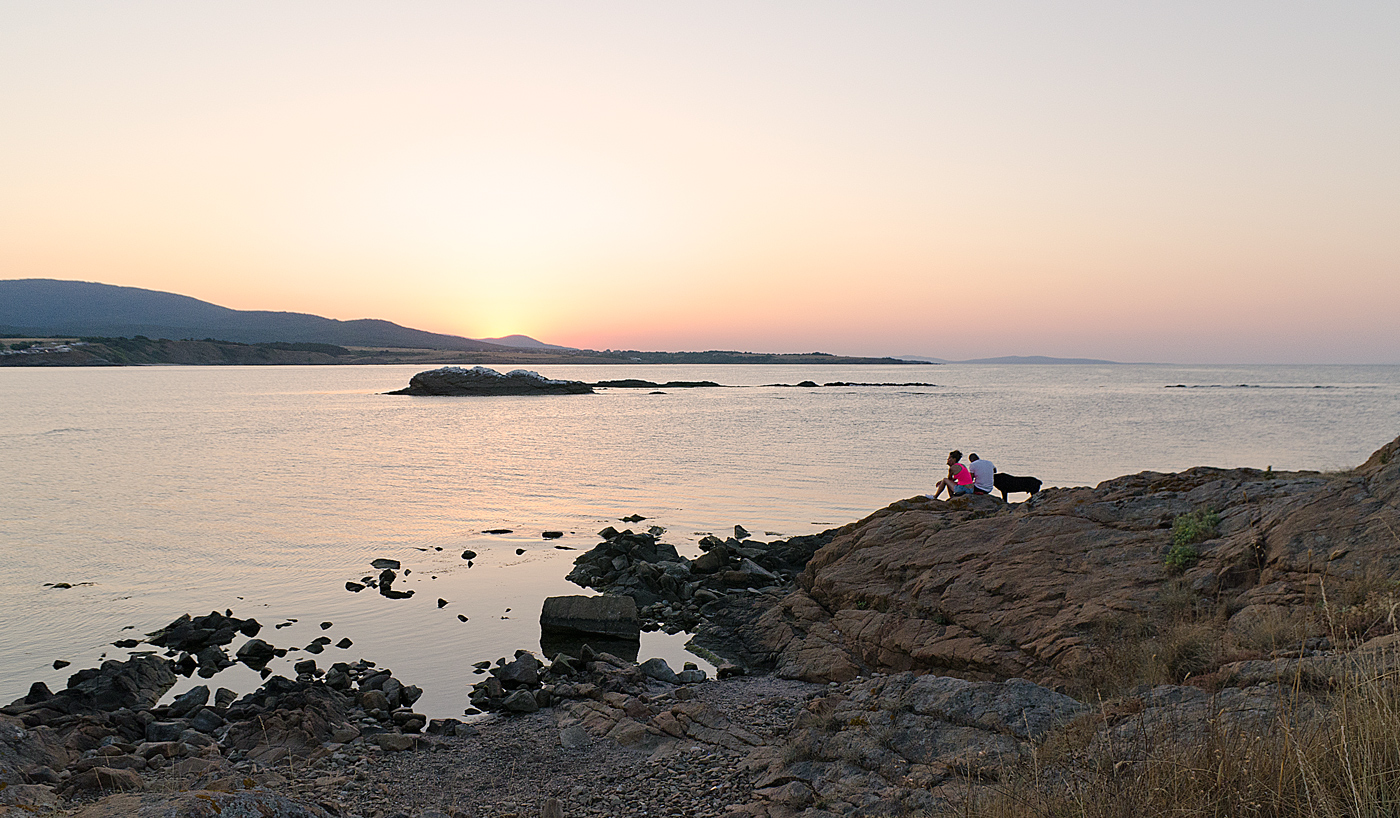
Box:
(387, 366), (594, 396)
(697, 434), (1400, 691)
(540, 595), (641, 640)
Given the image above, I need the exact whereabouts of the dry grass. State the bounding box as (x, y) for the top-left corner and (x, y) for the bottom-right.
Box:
(1229, 605), (1318, 655)
(962, 634), (1400, 818)
(1068, 583), (1228, 699)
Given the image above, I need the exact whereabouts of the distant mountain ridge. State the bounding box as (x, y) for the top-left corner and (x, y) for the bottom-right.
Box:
(898, 354), (1128, 365)
(0, 279), (509, 351)
(477, 334), (576, 351)
(6, 279), (1080, 364)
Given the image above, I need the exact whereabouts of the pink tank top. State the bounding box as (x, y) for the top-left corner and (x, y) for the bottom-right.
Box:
(953, 463), (974, 485)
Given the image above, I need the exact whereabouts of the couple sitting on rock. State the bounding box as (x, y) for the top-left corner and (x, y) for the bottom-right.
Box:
(928, 450), (995, 499)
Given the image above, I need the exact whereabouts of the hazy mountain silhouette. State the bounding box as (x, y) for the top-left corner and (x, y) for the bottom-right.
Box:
(898, 354), (1127, 365)
(477, 334), (576, 351)
(0, 279), (508, 351)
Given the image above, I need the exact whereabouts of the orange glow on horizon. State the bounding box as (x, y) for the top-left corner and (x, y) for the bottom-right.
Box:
(1, 3), (1397, 363)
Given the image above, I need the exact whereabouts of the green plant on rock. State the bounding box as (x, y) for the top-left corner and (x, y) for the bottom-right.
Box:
(1172, 509), (1220, 547)
(1165, 509), (1220, 574)
(1165, 543), (1200, 573)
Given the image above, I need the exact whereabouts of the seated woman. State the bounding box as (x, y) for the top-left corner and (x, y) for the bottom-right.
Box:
(929, 450), (976, 499)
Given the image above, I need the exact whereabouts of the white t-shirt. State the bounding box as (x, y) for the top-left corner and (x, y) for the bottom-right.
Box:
(969, 459), (995, 492)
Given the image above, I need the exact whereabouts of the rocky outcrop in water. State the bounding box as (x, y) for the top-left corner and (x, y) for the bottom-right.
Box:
(564, 526), (837, 638)
(387, 366), (594, 396)
(593, 379), (721, 389)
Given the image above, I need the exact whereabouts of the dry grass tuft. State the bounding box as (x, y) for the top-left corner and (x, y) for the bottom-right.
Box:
(964, 639), (1400, 818)
(1229, 605), (1317, 655)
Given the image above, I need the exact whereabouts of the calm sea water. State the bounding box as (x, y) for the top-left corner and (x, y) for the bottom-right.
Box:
(3, 363), (1397, 717)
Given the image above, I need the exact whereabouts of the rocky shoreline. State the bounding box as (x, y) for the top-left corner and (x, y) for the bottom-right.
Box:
(5, 434), (1399, 817)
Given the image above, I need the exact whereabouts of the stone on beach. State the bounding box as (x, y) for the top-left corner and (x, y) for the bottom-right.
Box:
(539, 595), (641, 640)
(639, 657), (679, 684)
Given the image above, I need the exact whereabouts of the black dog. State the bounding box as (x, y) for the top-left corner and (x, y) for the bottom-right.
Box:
(993, 472), (1042, 501)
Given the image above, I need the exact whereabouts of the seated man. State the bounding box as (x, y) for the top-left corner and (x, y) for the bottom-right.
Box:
(929, 450), (976, 499)
(968, 453), (995, 495)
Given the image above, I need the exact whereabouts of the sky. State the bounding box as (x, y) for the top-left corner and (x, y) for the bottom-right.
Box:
(1, 2), (1397, 363)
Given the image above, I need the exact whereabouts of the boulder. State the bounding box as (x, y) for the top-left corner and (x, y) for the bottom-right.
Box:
(375, 733), (418, 752)
(166, 685), (209, 718)
(0, 783), (60, 811)
(638, 657), (679, 684)
(189, 708), (225, 734)
(22, 655), (178, 715)
(22, 682), (51, 704)
(498, 655), (541, 689)
(360, 690), (390, 713)
(63, 766), (144, 794)
(691, 547), (730, 574)
(388, 366), (595, 396)
(234, 639), (277, 669)
(145, 721), (185, 743)
(502, 689), (540, 713)
(540, 595), (640, 640)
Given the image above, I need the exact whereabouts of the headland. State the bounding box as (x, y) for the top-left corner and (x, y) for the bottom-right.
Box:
(5, 435), (1399, 817)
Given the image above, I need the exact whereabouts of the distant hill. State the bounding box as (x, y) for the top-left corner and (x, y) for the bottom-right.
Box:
(477, 334), (576, 351)
(1, 279), (927, 366)
(0, 279), (507, 352)
(898, 354), (1127, 365)
(605, 350), (915, 365)
(959, 355), (1125, 365)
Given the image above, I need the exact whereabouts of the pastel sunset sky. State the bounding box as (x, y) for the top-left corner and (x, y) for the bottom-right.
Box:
(2, 2), (1396, 363)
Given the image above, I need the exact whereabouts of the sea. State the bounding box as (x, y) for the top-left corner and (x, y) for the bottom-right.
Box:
(3, 362), (1397, 718)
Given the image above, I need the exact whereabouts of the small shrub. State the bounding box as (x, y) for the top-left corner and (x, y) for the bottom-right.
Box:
(1165, 543), (1200, 574)
(1172, 509), (1220, 548)
(1164, 509), (1219, 574)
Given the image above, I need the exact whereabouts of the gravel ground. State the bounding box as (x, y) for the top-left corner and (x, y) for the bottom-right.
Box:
(282, 675), (824, 818)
